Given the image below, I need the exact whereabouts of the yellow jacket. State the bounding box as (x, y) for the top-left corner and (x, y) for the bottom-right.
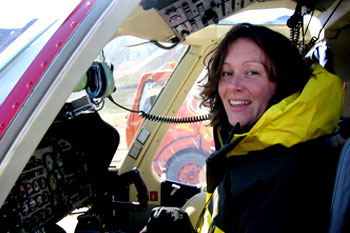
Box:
(200, 64), (344, 233)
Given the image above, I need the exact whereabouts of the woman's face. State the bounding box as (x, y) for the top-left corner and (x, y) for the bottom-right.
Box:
(218, 38), (277, 128)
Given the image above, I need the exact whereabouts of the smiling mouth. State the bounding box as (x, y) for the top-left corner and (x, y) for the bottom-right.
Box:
(229, 100), (251, 106)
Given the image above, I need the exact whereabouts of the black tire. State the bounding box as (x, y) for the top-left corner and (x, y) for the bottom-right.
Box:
(166, 148), (209, 185)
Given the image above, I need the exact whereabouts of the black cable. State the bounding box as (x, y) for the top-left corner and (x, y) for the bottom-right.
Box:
(139, 111), (210, 123)
(301, 0), (343, 56)
(301, 36), (318, 56)
(108, 95), (210, 124)
(303, 10), (314, 39)
(108, 96), (139, 113)
(317, 0), (344, 40)
(126, 39), (179, 50)
(287, 2), (303, 45)
(150, 40), (179, 50)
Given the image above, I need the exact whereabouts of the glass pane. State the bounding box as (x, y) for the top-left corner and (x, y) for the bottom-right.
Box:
(139, 79), (165, 113)
(0, 0), (80, 105)
(153, 71), (213, 185)
(99, 36), (188, 167)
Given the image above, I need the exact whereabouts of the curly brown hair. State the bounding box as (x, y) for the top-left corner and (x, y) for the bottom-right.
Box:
(200, 23), (311, 127)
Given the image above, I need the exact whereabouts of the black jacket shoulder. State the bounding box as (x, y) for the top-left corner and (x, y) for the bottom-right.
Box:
(209, 136), (340, 233)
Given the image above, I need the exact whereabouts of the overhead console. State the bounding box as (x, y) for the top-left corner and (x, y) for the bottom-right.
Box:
(140, 0), (257, 42)
(139, 0), (338, 42)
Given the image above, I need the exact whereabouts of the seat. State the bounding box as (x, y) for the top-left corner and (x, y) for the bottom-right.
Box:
(328, 136), (350, 233)
(182, 191), (207, 228)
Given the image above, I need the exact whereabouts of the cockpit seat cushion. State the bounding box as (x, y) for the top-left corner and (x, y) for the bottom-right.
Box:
(328, 137), (350, 233)
(182, 191), (206, 228)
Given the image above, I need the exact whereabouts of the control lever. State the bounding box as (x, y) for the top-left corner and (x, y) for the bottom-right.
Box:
(113, 168), (149, 211)
(170, 184), (181, 196)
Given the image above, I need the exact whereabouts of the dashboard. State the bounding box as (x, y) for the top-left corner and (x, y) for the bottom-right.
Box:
(0, 138), (91, 232)
(0, 104), (120, 233)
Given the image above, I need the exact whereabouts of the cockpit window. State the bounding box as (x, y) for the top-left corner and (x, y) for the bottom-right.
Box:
(0, 19), (38, 54)
(99, 36), (188, 167)
(0, 0), (80, 105)
(139, 79), (163, 113)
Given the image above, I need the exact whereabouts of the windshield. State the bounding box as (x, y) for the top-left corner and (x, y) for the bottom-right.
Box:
(98, 36), (214, 185)
(99, 36), (188, 167)
(139, 79), (164, 113)
(0, 0), (80, 105)
(0, 19), (38, 54)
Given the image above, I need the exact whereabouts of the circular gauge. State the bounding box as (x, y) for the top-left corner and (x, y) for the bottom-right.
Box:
(56, 153), (64, 167)
(49, 174), (58, 192)
(38, 209), (46, 221)
(52, 194), (59, 207)
(39, 177), (47, 189)
(33, 179), (40, 192)
(42, 191), (49, 203)
(43, 153), (54, 171)
(26, 183), (34, 196)
(19, 185), (27, 199)
(21, 203), (30, 216)
(46, 206), (53, 216)
(56, 171), (63, 181)
(36, 195), (43, 207)
(32, 213), (40, 226)
(29, 198), (36, 211)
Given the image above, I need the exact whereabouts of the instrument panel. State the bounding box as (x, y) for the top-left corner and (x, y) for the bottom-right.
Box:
(141, 0), (257, 41)
(0, 138), (91, 233)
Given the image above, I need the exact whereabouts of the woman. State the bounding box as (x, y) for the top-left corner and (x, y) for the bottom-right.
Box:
(199, 23), (344, 233)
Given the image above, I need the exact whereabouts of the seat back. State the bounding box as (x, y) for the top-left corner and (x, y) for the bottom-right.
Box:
(328, 137), (350, 233)
(182, 191), (206, 228)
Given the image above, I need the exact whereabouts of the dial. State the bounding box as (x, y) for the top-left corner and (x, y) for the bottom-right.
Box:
(46, 206), (52, 216)
(19, 185), (27, 199)
(43, 153), (54, 171)
(42, 191), (49, 203)
(56, 152), (64, 167)
(29, 198), (36, 211)
(39, 177), (47, 189)
(38, 209), (46, 221)
(49, 175), (58, 192)
(26, 183), (34, 196)
(36, 195), (43, 207)
(33, 179), (40, 192)
(21, 203), (30, 216)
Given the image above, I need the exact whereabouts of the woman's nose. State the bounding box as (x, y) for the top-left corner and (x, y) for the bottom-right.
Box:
(227, 75), (244, 91)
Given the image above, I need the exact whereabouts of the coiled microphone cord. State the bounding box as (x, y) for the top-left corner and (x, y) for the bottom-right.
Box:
(108, 96), (210, 124)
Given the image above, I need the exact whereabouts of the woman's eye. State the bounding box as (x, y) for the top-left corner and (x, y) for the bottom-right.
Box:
(221, 72), (232, 78)
(247, 70), (258, 76)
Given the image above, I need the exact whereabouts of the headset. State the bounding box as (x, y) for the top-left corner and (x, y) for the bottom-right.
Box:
(76, 61), (210, 124)
(75, 61), (116, 99)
